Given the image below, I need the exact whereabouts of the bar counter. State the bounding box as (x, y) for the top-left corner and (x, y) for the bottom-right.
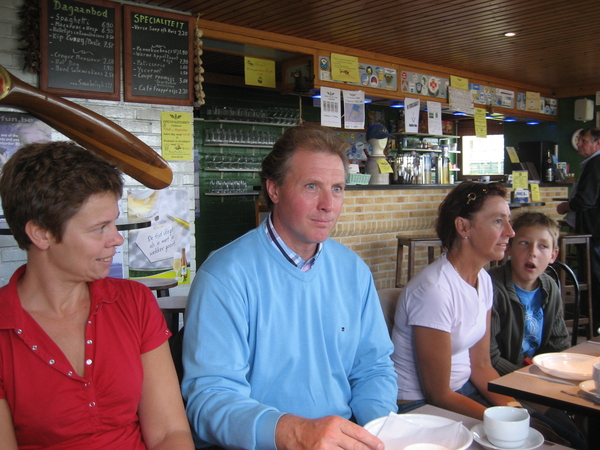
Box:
(333, 183), (570, 290)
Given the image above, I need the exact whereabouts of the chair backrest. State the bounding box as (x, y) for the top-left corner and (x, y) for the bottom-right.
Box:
(545, 261), (580, 346)
(170, 326), (184, 384)
(377, 288), (402, 337)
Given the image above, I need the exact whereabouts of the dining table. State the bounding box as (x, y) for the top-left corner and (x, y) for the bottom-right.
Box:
(397, 404), (569, 449)
(488, 339), (600, 446)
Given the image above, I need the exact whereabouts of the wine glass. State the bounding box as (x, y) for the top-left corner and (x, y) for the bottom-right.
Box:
(172, 252), (182, 280)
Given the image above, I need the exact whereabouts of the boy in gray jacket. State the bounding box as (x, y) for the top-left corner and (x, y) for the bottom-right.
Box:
(488, 212), (569, 376)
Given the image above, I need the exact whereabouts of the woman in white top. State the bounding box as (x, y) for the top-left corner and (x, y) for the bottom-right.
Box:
(392, 181), (518, 420)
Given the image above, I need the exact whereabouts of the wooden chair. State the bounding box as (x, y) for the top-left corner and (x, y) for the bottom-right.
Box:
(545, 261), (582, 346)
(377, 288), (403, 337)
(157, 295), (187, 337)
(556, 233), (594, 339)
(395, 235), (443, 287)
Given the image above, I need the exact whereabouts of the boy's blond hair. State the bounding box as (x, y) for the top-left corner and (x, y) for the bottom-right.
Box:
(510, 212), (560, 250)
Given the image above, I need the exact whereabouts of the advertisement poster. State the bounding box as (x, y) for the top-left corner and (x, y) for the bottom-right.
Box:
(127, 188), (191, 284)
(320, 87), (341, 128)
(161, 111), (193, 161)
(0, 112), (55, 170)
(342, 90), (365, 130)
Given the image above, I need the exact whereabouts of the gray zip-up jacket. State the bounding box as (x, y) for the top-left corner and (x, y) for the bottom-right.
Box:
(488, 261), (570, 376)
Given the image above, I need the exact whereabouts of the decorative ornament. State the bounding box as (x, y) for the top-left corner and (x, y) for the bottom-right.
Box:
(18, 0), (41, 74)
(194, 16), (205, 106)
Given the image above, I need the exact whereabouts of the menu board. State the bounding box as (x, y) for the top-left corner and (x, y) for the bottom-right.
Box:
(123, 5), (193, 105)
(40, 0), (121, 100)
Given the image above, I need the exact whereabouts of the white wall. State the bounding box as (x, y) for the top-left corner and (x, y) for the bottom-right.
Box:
(0, 0), (195, 292)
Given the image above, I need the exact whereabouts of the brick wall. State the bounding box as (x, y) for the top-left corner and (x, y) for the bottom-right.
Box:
(0, 0), (195, 291)
(334, 185), (569, 290)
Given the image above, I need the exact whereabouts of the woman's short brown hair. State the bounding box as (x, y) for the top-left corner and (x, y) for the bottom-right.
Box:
(259, 123), (349, 211)
(436, 181), (507, 251)
(0, 141), (123, 249)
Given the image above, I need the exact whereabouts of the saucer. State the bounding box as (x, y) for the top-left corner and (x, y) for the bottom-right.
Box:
(579, 380), (600, 400)
(470, 423), (543, 450)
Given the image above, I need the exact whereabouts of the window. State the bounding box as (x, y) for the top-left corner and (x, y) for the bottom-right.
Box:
(458, 120), (505, 178)
(461, 134), (505, 175)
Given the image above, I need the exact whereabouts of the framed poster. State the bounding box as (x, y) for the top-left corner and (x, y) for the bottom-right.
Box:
(40, 0), (121, 100)
(123, 5), (193, 105)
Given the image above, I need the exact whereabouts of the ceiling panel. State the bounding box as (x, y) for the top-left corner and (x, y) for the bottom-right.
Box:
(132, 0), (600, 97)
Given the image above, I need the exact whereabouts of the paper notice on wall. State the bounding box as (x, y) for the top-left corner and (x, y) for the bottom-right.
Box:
(342, 90), (364, 129)
(451, 75), (469, 90)
(404, 98), (420, 133)
(330, 53), (359, 83)
(530, 183), (541, 202)
(161, 111), (192, 161)
(474, 108), (487, 138)
(448, 86), (474, 115)
(506, 146), (520, 163)
(321, 87), (341, 128)
(244, 56), (276, 88)
(427, 101), (442, 135)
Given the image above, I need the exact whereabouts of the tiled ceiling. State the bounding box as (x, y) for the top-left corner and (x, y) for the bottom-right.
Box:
(132, 0), (600, 97)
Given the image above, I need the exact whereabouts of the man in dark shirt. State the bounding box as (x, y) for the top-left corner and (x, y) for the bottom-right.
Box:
(557, 127), (600, 334)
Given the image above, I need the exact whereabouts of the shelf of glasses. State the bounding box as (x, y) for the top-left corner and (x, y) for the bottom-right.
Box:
(204, 168), (259, 172)
(196, 118), (294, 127)
(392, 132), (460, 139)
(204, 143), (273, 148)
(205, 192), (259, 197)
(398, 148), (461, 154)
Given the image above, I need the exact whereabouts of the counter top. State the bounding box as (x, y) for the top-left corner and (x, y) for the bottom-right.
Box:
(345, 182), (567, 190)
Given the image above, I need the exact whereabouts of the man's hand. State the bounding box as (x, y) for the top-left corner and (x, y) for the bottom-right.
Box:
(557, 201), (571, 215)
(275, 414), (384, 450)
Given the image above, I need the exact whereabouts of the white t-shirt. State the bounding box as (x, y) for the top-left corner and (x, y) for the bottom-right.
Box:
(391, 253), (493, 400)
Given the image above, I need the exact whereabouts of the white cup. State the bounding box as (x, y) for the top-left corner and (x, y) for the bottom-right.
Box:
(593, 362), (600, 392)
(483, 406), (530, 449)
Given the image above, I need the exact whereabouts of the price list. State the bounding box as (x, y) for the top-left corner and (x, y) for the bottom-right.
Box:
(41, 0), (120, 99)
(124, 5), (193, 105)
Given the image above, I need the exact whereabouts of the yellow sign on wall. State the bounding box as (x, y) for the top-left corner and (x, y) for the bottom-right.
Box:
(161, 111), (192, 161)
(474, 107), (487, 138)
(330, 53), (359, 83)
(450, 75), (469, 90)
(244, 57), (276, 88)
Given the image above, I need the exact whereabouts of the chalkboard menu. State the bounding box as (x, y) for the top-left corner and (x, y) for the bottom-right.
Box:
(123, 5), (193, 106)
(41, 0), (121, 100)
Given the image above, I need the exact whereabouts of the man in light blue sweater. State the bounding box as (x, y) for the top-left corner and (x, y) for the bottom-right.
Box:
(182, 123), (397, 450)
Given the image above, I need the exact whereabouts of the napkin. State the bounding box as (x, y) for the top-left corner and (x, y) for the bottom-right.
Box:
(375, 412), (463, 450)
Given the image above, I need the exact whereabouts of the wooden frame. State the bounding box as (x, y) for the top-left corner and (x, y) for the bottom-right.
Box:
(40, 0), (121, 100)
(123, 5), (193, 105)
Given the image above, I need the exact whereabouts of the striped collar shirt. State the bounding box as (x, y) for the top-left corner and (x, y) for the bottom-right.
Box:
(264, 214), (322, 272)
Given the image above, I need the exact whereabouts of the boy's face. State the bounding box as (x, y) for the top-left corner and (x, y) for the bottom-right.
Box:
(507, 225), (559, 291)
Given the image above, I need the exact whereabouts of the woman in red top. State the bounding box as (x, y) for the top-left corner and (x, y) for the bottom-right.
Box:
(0, 142), (193, 449)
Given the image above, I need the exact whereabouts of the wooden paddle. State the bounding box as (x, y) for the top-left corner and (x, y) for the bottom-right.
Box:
(0, 65), (173, 189)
